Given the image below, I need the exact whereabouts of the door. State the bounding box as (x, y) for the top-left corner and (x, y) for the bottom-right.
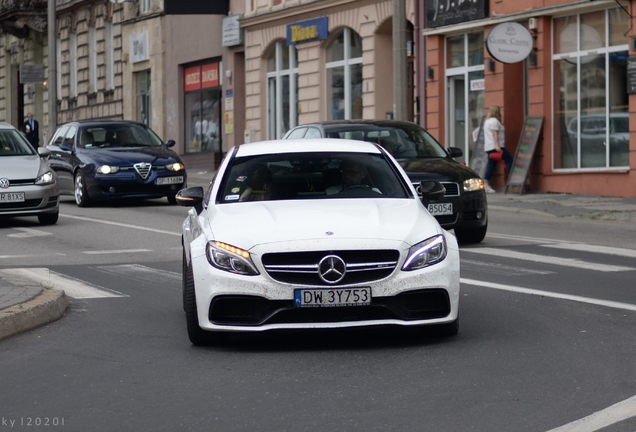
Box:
(448, 76), (466, 165)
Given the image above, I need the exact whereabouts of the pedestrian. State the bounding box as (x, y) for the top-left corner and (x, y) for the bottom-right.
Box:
(23, 112), (39, 150)
(483, 105), (513, 193)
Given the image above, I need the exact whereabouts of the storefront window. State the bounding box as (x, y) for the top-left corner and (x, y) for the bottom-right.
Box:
(326, 28), (363, 121)
(184, 62), (221, 154)
(266, 41), (298, 139)
(553, 8), (629, 169)
(447, 35), (464, 68)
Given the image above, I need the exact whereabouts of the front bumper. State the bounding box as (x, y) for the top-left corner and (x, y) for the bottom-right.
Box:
(190, 238), (460, 332)
(87, 170), (187, 200)
(0, 183), (59, 217)
(433, 189), (488, 230)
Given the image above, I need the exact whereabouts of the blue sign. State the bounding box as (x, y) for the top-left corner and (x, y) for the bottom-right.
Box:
(286, 17), (329, 45)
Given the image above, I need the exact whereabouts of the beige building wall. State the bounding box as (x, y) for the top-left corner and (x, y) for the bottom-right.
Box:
(242, 0), (414, 143)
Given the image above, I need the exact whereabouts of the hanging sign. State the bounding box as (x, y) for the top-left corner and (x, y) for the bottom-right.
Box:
(486, 22), (533, 64)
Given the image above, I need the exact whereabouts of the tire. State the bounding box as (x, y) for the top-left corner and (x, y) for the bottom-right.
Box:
(38, 211), (59, 225)
(182, 249), (188, 312)
(184, 259), (227, 346)
(454, 223), (487, 245)
(167, 194), (178, 205)
(74, 171), (92, 207)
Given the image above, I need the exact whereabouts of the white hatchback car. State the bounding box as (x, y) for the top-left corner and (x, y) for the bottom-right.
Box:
(177, 139), (460, 345)
(0, 122), (59, 225)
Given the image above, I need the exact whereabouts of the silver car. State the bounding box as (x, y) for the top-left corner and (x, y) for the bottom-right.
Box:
(0, 122), (59, 225)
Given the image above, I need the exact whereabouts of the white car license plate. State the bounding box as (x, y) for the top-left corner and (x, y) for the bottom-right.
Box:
(294, 288), (372, 307)
(156, 176), (184, 185)
(428, 203), (453, 216)
(0, 192), (25, 203)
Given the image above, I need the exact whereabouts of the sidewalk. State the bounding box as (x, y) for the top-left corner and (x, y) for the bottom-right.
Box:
(2, 177), (636, 341)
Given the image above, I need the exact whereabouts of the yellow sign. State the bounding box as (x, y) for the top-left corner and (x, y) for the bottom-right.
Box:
(291, 25), (318, 43)
(224, 111), (234, 134)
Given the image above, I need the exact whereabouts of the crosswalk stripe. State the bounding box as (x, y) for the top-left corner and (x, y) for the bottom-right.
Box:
(94, 264), (180, 286)
(61, 214), (181, 236)
(83, 249), (152, 255)
(542, 243), (636, 259)
(0, 268), (126, 299)
(463, 247), (634, 272)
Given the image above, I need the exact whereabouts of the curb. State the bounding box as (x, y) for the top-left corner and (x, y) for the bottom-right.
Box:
(0, 289), (69, 341)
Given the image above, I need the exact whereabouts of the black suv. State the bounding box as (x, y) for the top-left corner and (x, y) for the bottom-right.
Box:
(283, 120), (488, 244)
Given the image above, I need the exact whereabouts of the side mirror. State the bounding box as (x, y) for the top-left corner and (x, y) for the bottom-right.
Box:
(166, 139), (176, 148)
(37, 147), (52, 157)
(175, 187), (204, 214)
(59, 142), (73, 152)
(419, 180), (446, 207)
(447, 147), (463, 158)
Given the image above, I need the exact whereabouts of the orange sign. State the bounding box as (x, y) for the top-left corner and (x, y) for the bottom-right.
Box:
(184, 66), (201, 92)
(201, 63), (219, 88)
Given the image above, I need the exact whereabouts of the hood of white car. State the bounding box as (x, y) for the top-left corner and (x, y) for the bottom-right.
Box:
(207, 198), (440, 250)
(0, 155), (43, 180)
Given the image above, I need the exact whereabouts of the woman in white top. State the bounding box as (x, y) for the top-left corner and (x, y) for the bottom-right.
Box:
(483, 105), (513, 193)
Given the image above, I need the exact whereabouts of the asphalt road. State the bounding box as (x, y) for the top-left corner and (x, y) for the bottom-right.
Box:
(1, 194), (636, 432)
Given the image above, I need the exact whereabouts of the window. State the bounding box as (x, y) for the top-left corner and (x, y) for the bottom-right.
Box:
(89, 26), (97, 93)
(69, 32), (78, 98)
(553, 8), (629, 169)
(105, 21), (114, 91)
(326, 28), (363, 120)
(136, 70), (151, 127)
(266, 41), (298, 139)
(140, 0), (151, 14)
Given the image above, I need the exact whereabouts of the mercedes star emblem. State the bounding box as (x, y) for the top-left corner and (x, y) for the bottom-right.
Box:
(318, 255), (347, 284)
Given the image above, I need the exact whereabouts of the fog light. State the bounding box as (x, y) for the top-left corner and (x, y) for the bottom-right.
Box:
(109, 187), (116, 193)
(476, 211), (483, 219)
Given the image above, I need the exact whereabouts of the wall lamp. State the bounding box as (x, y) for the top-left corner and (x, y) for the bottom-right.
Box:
(426, 66), (434, 80)
(487, 58), (495, 73)
(529, 51), (537, 66)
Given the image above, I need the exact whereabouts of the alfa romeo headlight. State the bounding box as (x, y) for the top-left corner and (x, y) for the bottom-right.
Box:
(166, 162), (185, 172)
(206, 241), (259, 276)
(402, 234), (447, 271)
(463, 178), (484, 192)
(96, 165), (120, 174)
(35, 171), (55, 185)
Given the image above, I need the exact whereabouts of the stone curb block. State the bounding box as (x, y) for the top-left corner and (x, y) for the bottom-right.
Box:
(0, 290), (69, 341)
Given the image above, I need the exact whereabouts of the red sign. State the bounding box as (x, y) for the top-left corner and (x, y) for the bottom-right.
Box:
(184, 66), (201, 92)
(201, 63), (219, 88)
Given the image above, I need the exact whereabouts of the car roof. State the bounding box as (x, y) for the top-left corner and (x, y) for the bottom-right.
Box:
(0, 122), (18, 130)
(236, 138), (383, 157)
(57, 120), (148, 128)
(296, 120), (421, 129)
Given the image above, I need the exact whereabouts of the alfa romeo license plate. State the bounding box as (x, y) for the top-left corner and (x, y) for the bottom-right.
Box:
(156, 176), (184, 185)
(428, 203), (453, 216)
(294, 288), (371, 307)
(0, 192), (25, 203)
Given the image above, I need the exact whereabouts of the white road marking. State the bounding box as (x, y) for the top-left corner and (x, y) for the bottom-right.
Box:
(83, 249), (152, 255)
(94, 264), (181, 286)
(461, 278), (636, 312)
(463, 248), (634, 272)
(486, 233), (564, 244)
(546, 394), (636, 432)
(7, 228), (52, 238)
(542, 242), (636, 259)
(460, 259), (554, 276)
(61, 214), (180, 236)
(0, 253), (67, 259)
(0, 268), (126, 299)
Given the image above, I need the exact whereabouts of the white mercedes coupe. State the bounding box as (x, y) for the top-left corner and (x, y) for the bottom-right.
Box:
(177, 139), (460, 345)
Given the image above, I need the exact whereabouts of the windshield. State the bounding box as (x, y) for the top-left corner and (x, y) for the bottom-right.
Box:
(78, 124), (164, 149)
(0, 129), (36, 156)
(218, 151), (411, 203)
(324, 125), (449, 159)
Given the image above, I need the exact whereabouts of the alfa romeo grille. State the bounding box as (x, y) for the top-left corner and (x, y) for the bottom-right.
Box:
(134, 162), (152, 179)
(262, 250), (399, 286)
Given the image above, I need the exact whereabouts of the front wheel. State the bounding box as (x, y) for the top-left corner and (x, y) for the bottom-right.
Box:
(454, 223), (487, 245)
(74, 171), (92, 207)
(184, 260), (228, 346)
(167, 194), (178, 205)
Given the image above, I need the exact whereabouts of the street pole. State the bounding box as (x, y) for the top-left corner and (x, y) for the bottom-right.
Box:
(392, 0), (408, 121)
(47, 0), (57, 134)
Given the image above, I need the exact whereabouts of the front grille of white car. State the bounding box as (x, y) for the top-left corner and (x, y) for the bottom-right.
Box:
(262, 250), (399, 286)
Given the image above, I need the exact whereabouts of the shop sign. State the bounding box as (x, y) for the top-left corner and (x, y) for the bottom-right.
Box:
(222, 15), (242, 47)
(470, 79), (484, 91)
(506, 117), (544, 193)
(19, 64), (45, 83)
(201, 63), (219, 89)
(426, 0), (487, 29)
(130, 32), (149, 63)
(627, 57), (636, 94)
(486, 22), (533, 64)
(287, 17), (328, 45)
(184, 66), (201, 92)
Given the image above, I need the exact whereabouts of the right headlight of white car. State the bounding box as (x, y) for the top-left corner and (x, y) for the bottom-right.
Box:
(206, 241), (259, 276)
(402, 234), (447, 271)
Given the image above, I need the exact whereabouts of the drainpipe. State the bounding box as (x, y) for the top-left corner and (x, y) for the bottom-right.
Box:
(47, 0), (57, 133)
(393, 0), (408, 121)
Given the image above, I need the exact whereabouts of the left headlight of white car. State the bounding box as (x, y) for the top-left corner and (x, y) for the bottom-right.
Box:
(402, 234), (447, 271)
(35, 171), (55, 186)
(206, 241), (260, 276)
